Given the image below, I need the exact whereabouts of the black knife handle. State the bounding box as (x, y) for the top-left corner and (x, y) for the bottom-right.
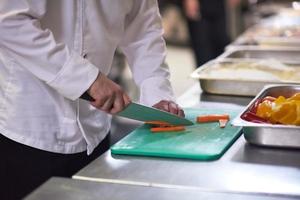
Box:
(80, 91), (95, 101)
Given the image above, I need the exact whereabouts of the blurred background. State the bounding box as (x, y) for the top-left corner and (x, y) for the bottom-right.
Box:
(110, 0), (298, 99)
(109, 0), (300, 144)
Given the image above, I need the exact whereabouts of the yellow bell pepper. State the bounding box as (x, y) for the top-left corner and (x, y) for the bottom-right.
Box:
(256, 93), (300, 126)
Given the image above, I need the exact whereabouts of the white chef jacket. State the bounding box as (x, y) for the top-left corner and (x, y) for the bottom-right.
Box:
(0, 0), (175, 154)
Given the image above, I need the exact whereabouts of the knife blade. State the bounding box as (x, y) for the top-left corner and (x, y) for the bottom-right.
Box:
(117, 102), (194, 126)
(80, 93), (193, 126)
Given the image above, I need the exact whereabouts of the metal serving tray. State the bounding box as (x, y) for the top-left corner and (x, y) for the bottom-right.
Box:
(226, 36), (259, 49)
(229, 12), (300, 47)
(232, 85), (300, 148)
(232, 28), (300, 47)
(190, 59), (300, 96)
(232, 37), (300, 47)
(218, 46), (300, 64)
(255, 37), (300, 47)
(226, 35), (292, 48)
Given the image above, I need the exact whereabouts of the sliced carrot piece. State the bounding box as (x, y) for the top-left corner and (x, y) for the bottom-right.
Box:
(145, 121), (172, 126)
(219, 119), (229, 128)
(151, 126), (185, 133)
(197, 114), (230, 123)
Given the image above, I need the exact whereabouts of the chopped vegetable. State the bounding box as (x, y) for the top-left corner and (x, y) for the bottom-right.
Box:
(219, 119), (229, 128)
(242, 92), (300, 125)
(145, 121), (172, 126)
(150, 126), (185, 133)
(196, 114), (230, 128)
(261, 96), (276, 102)
(241, 112), (269, 123)
(196, 114), (230, 123)
(255, 93), (300, 125)
(256, 99), (274, 119)
(145, 121), (185, 133)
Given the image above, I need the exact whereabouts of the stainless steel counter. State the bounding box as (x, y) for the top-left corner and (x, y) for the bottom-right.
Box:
(25, 177), (297, 200)
(73, 84), (300, 198)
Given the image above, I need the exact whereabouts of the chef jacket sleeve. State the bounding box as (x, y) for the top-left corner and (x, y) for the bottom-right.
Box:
(119, 0), (176, 106)
(0, 0), (99, 100)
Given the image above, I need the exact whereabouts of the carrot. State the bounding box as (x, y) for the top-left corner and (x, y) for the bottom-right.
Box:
(151, 126), (185, 133)
(197, 114), (230, 123)
(145, 121), (172, 126)
(219, 119), (229, 128)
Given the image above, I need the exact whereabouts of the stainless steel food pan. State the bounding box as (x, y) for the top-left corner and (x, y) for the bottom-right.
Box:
(190, 60), (300, 96)
(255, 37), (300, 47)
(243, 25), (300, 47)
(226, 32), (300, 48)
(225, 40), (258, 50)
(218, 46), (300, 64)
(232, 85), (300, 148)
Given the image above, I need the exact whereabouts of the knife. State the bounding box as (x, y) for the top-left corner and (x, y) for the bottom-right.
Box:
(118, 102), (194, 126)
(80, 92), (193, 126)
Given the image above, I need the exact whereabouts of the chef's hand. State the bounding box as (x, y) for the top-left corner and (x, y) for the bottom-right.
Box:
(88, 73), (131, 114)
(227, 0), (241, 8)
(183, 0), (201, 20)
(152, 100), (185, 117)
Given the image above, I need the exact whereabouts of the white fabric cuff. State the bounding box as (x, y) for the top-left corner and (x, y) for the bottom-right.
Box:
(47, 52), (99, 100)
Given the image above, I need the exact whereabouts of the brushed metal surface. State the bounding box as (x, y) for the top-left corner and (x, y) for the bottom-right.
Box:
(74, 140), (300, 197)
(25, 177), (297, 200)
(200, 79), (266, 96)
(243, 126), (300, 148)
(218, 46), (300, 64)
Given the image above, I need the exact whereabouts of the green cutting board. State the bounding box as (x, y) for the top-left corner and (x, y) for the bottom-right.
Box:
(111, 108), (242, 160)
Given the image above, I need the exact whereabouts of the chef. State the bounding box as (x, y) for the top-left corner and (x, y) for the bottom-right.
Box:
(0, 0), (184, 199)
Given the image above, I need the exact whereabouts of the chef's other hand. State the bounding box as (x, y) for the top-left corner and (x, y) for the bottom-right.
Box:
(184, 0), (201, 20)
(88, 73), (131, 114)
(152, 100), (185, 117)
